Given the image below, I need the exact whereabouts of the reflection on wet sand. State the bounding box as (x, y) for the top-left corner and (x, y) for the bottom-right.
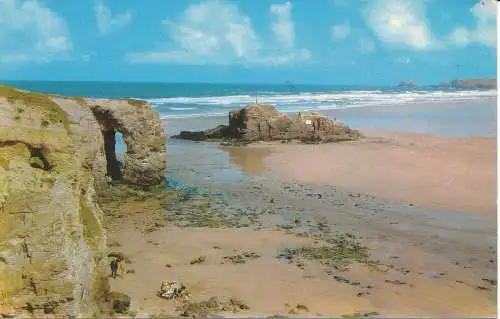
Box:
(222, 146), (274, 175)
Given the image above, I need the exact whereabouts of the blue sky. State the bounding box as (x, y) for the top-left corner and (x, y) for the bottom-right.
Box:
(0, 0), (497, 85)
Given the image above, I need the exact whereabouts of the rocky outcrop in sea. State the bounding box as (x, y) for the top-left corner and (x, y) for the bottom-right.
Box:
(172, 104), (362, 144)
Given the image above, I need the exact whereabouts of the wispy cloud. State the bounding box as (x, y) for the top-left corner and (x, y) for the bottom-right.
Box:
(364, 0), (441, 50)
(270, 1), (295, 49)
(332, 0), (348, 7)
(396, 56), (411, 64)
(0, 0), (72, 65)
(331, 23), (351, 40)
(449, 0), (497, 48)
(126, 0), (310, 66)
(359, 38), (376, 53)
(94, 0), (132, 36)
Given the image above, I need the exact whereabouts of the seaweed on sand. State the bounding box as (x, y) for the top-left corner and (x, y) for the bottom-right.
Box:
(277, 233), (387, 272)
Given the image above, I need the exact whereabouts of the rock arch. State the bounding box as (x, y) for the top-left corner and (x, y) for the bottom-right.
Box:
(88, 99), (167, 187)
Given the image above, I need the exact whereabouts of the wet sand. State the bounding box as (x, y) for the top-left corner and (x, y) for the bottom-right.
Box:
(222, 146), (273, 174)
(262, 131), (496, 214)
(108, 223), (495, 317)
(102, 172), (496, 317)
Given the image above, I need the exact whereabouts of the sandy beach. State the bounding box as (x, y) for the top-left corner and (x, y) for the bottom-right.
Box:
(98, 130), (497, 317)
(98, 100), (497, 317)
(102, 185), (496, 318)
(262, 130), (497, 214)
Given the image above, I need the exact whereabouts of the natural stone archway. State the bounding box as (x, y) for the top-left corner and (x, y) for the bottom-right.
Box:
(102, 128), (122, 180)
(88, 99), (167, 187)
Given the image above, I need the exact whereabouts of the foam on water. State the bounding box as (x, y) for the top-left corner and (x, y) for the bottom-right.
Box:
(148, 89), (497, 119)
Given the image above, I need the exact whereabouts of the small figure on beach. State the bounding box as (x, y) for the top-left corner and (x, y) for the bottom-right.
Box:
(110, 257), (119, 279)
(119, 260), (125, 276)
(0, 192), (7, 213)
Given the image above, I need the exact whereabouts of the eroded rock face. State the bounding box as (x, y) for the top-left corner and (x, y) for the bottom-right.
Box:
(172, 104), (362, 144)
(227, 104), (284, 141)
(88, 99), (167, 187)
(0, 86), (166, 317)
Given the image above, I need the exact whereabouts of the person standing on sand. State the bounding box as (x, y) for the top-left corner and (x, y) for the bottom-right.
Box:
(110, 257), (118, 279)
(119, 260), (125, 277)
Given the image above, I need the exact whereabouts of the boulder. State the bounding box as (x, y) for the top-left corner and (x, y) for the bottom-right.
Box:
(172, 104), (362, 144)
(106, 292), (131, 314)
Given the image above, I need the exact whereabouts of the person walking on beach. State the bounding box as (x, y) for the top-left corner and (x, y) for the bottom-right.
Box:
(110, 257), (118, 279)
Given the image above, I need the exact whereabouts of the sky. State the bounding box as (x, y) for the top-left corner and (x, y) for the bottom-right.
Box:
(0, 0), (497, 85)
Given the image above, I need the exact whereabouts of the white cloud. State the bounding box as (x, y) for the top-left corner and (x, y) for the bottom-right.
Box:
(126, 0), (309, 66)
(94, 0), (132, 35)
(359, 38), (375, 53)
(364, 0), (439, 50)
(0, 0), (72, 64)
(449, 0), (497, 48)
(331, 23), (351, 40)
(270, 2), (295, 49)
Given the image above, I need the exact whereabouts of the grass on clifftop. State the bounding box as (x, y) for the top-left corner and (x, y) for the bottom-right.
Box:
(126, 99), (148, 107)
(0, 85), (70, 131)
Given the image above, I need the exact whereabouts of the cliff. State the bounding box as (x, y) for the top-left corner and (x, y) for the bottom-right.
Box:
(0, 86), (166, 317)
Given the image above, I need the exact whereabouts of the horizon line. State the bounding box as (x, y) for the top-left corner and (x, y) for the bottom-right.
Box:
(1, 78), (496, 87)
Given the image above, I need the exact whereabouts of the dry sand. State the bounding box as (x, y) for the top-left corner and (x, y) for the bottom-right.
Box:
(262, 130), (497, 214)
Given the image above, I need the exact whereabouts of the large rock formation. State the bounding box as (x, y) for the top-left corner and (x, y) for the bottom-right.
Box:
(87, 99), (166, 186)
(172, 104), (362, 144)
(0, 86), (166, 317)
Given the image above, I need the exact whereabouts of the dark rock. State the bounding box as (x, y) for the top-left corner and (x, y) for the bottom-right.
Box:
(106, 292), (131, 314)
(333, 276), (351, 284)
(174, 125), (229, 141)
(481, 278), (497, 286)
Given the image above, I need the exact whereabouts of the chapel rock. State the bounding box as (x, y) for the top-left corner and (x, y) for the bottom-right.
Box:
(172, 104), (362, 144)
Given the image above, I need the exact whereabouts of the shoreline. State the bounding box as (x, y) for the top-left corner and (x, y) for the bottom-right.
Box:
(256, 130), (496, 215)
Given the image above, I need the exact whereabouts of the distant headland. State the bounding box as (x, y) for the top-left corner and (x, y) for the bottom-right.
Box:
(397, 78), (497, 89)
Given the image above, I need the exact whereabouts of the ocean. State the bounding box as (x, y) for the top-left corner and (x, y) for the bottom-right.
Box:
(4, 80), (497, 121)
